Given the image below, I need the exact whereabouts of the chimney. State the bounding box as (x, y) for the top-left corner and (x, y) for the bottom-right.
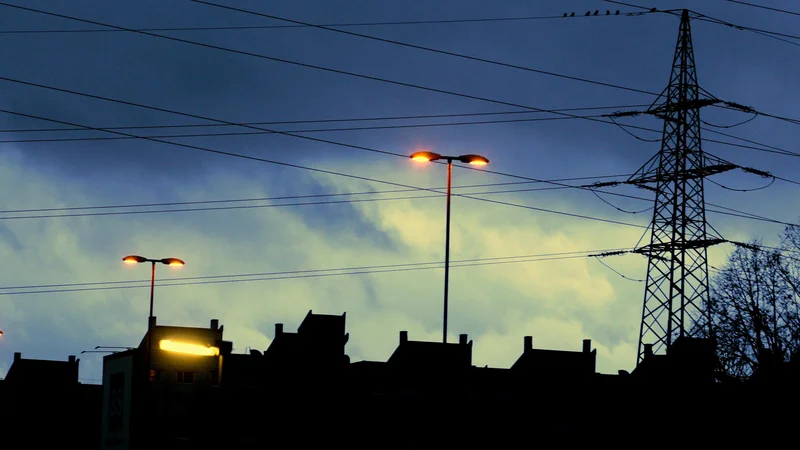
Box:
(399, 330), (408, 344)
(14, 352), (21, 362)
(210, 319), (219, 330)
(644, 343), (653, 359)
(148, 316), (157, 329)
(275, 323), (283, 337)
(459, 334), (468, 345)
(583, 339), (591, 353)
(68, 355), (76, 363)
(524, 336), (533, 352)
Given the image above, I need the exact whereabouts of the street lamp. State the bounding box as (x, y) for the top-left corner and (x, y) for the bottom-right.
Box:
(409, 151), (489, 343)
(123, 255), (184, 386)
(122, 255), (185, 329)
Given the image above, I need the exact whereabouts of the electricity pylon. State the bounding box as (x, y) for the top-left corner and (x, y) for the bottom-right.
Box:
(628, 10), (734, 365)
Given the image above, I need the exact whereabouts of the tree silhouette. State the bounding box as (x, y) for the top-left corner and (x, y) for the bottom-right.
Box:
(704, 228), (800, 381)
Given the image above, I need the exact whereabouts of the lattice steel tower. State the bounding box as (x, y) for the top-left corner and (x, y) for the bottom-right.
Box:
(628, 10), (733, 365)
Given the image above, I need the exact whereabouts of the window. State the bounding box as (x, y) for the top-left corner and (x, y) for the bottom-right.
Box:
(177, 371), (194, 384)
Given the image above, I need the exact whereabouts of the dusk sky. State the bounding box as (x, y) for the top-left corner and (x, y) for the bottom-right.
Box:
(1, 0), (798, 383)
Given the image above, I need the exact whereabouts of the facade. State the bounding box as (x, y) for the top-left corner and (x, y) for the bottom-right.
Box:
(0, 352), (102, 448)
(100, 318), (232, 450)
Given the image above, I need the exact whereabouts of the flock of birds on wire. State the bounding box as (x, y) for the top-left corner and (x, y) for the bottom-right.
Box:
(562, 9), (659, 17)
(566, 10), (622, 17)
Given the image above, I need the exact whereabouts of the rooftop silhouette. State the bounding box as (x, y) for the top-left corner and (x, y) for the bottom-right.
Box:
(2, 309), (798, 448)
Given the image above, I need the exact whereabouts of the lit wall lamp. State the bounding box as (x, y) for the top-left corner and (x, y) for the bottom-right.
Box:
(159, 339), (220, 356)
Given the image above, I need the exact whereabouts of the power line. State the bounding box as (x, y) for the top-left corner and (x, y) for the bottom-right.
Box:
(2, 102), (796, 228)
(0, 73), (658, 182)
(725, 0), (800, 18)
(0, 153), (794, 228)
(771, 174), (800, 187)
(693, 13), (800, 48)
(0, 189), (578, 220)
(1, 78), (794, 202)
(0, 80), (795, 229)
(0, 8), (794, 223)
(0, 112), (613, 145)
(190, 0), (659, 98)
(0, 74), (671, 219)
(0, 174), (633, 214)
(0, 2), (662, 118)
(0, 108), (649, 230)
(605, 2), (800, 120)
(4, 108), (796, 162)
(0, 247), (636, 296)
(702, 127), (800, 158)
(0, 103), (650, 134)
(0, 2), (773, 127)
(607, 106), (800, 157)
(0, 10), (637, 35)
(9, 238), (795, 297)
(593, 256), (644, 282)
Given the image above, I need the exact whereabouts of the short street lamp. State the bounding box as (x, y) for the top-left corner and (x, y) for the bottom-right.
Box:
(123, 255), (185, 329)
(123, 255), (184, 384)
(409, 151), (489, 343)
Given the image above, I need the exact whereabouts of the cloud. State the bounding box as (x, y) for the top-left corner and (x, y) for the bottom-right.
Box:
(1, 0), (796, 384)
(0, 145), (658, 379)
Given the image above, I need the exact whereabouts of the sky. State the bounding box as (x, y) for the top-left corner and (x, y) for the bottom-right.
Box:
(0, 0), (799, 383)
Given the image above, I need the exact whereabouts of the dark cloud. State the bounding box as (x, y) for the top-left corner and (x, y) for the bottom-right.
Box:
(2, 0), (799, 377)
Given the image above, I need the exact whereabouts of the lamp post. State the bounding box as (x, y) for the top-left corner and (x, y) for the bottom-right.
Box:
(122, 255), (185, 330)
(122, 255), (184, 383)
(410, 151), (489, 343)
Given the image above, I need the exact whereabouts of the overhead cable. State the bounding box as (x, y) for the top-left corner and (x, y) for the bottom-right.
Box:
(0, 108), (648, 229)
(0, 248), (638, 296)
(0, 9), (647, 35)
(726, 0), (800, 17)
(0, 2), (778, 125)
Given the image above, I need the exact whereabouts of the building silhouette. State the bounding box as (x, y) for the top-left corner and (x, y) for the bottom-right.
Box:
(0, 352), (102, 448)
(100, 317), (231, 449)
(2, 309), (798, 448)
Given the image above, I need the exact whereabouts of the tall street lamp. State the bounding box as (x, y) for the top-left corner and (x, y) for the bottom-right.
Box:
(122, 255), (185, 329)
(410, 151), (489, 343)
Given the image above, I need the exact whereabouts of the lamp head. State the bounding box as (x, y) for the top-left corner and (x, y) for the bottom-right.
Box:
(122, 255), (147, 264)
(161, 258), (185, 267)
(410, 151), (442, 163)
(459, 154), (489, 166)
